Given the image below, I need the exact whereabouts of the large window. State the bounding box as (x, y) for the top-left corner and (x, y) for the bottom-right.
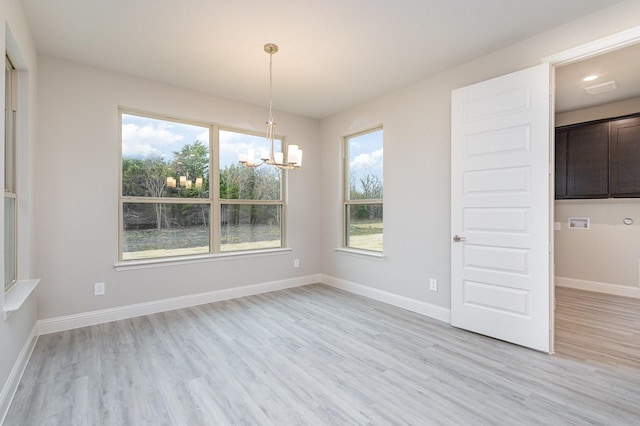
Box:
(219, 130), (283, 252)
(119, 111), (284, 261)
(4, 56), (17, 292)
(344, 128), (383, 252)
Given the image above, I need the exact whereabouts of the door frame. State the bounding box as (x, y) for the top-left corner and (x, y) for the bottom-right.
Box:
(542, 26), (640, 67)
(541, 25), (640, 353)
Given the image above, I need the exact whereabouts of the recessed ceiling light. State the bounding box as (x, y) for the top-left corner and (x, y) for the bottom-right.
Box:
(582, 74), (599, 82)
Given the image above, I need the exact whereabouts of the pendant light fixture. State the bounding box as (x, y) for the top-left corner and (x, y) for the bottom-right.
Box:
(239, 43), (302, 170)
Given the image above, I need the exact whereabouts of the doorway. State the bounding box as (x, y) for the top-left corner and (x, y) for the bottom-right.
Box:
(448, 28), (640, 355)
(548, 28), (640, 364)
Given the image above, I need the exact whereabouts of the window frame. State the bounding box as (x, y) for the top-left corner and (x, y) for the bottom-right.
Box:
(118, 110), (287, 262)
(216, 126), (287, 253)
(4, 56), (17, 293)
(343, 126), (384, 253)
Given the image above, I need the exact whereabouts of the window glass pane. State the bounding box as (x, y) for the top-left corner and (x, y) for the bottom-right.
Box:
(4, 196), (16, 290)
(346, 204), (383, 252)
(347, 129), (383, 200)
(122, 114), (210, 198)
(122, 202), (210, 260)
(220, 204), (282, 251)
(219, 130), (281, 200)
(5, 57), (15, 193)
(5, 58), (16, 291)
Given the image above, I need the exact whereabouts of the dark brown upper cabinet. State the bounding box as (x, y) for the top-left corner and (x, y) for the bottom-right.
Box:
(609, 115), (640, 197)
(555, 128), (568, 198)
(555, 122), (609, 199)
(555, 113), (640, 200)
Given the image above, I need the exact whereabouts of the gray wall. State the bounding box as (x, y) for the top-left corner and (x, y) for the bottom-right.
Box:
(34, 56), (321, 320)
(319, 1), (640, 309)
(4, 0), (640, 410)
(555, 97), (640, 291)
(555, 199), (640, 287)
(1, 0), (38, 414)
(556, 97), (640, 127)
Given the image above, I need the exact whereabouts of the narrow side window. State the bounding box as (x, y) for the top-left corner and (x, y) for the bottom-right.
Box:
(344, 128), (383, 252)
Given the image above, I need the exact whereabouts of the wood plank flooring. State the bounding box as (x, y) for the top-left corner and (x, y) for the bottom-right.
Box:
(555, 286), (640, 368)
(5, 284), (640, 425)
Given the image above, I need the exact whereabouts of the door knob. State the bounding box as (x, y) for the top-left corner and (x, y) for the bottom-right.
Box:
(453, 234), (466, 242)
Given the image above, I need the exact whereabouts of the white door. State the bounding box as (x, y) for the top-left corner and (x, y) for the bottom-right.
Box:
(451, 63), (552, 353)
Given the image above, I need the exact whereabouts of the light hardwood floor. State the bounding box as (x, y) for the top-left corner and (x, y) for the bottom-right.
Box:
(5, 284), (640, 425)
(555, 286), (640, 369)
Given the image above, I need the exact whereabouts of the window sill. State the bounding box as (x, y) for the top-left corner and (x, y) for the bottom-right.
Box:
(114, 248), (293, 271)
(4, 278), (40, 319)
(334, 247), (385, 261)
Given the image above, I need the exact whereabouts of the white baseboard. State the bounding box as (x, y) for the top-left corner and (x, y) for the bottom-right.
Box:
(555, 276), (640, 299)
(39, 274), (320, 335)
(320, 274), (450, 323)
(0, 321), (38, 425)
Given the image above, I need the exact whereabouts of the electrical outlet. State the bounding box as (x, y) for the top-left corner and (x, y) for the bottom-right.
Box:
(294, 258), (300, 268)
(429, 278), (438, 292)
(94, 282), (105, 296)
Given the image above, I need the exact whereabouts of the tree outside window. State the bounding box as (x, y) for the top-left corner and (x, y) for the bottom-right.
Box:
(119, 112), (285, 260)
(120, 113), (210, 260)
(218, 130), (283, 252)
(344, 128), (383, 252)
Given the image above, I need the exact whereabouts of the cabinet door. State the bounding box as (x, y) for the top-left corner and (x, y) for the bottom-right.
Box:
(555, 128), (568, 199)
(610, 115), (640, 197)
(566, 122), (609, 198)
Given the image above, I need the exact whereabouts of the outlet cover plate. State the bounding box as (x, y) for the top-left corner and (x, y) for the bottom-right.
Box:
(429, 279), (438, 292)
(94, 282), (105, 296)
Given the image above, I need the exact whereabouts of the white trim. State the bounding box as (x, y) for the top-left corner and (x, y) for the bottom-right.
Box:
(39, 275), (320, 335)
(0, 322), (38, 425)
(114, 248), (293, 271)
(321, 274), (450, 323)
(542, 25), (640, 66)
(333, 247), (385, 261)
(555, 276), (640, 299)
(3, 279), (40, 319)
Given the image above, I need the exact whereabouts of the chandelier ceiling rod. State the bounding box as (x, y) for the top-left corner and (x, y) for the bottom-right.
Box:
(239, 43), (302, 170)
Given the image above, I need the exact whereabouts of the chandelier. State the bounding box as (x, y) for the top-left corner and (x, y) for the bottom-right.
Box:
(166, 175), (203, 190)
(239, 43), (302, 170)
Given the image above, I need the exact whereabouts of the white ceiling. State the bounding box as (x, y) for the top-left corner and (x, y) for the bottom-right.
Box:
(555, 42), (640, 113)
(20, 0), (625, 119)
